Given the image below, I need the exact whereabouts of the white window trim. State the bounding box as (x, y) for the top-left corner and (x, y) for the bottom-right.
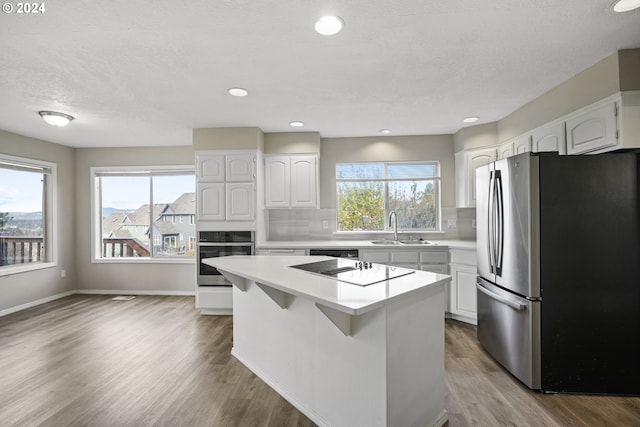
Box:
(90, 165), (195, 264)
(335, 161), (442, 233)
(0, 154), (57, 277)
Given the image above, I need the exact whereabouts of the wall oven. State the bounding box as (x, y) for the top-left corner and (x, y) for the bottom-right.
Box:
(197, 231), (255, 286)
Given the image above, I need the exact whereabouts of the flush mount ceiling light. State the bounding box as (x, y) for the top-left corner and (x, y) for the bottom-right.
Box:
(613, 0), (640, 12)
(379, 129), (392, 135)
(315, 16), (344, 35)
(290, 121), (305, 127)
(462, 116), (480, 123)
(39, 111), (74, 127)
(228, 87), (248, 97)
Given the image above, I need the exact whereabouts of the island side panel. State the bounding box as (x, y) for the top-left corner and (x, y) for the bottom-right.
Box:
(231, 280), (388, 427)
(387, 283), (447, 426)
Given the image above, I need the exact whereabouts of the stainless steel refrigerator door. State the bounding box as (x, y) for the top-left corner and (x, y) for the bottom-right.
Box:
(476, 277), (541, 390)
(475, 162), (493, 283)
(493, 153), (540, 298)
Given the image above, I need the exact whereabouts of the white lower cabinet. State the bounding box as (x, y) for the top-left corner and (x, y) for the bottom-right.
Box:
(448, 249), (477, 324)
(359, 247), (448, 274)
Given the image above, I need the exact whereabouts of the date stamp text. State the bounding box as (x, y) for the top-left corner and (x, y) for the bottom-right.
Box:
(3, 2), (46, 13)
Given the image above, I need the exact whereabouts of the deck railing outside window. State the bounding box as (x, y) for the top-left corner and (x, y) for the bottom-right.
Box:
(0, 236), (45, 266)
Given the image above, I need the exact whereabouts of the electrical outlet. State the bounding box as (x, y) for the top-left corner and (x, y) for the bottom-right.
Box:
(60, 269), (66, 278)
(322, 220), (329, 229)
(447, 219), (457, 228)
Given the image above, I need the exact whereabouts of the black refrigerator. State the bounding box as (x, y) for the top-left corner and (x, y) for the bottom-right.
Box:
(476, 151), (640, 395)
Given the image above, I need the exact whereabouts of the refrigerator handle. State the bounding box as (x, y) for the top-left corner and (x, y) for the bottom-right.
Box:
(495, 170), (504, 276)
(477, 281), (526, 310)
(487, 171), (496, 274)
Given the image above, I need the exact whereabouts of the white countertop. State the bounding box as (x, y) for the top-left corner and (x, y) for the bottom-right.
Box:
(204, 255), (451, 315)
(256, 239), (476, 250)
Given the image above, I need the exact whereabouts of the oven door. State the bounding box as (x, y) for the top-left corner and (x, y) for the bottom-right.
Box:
(197, 243), (254, 286)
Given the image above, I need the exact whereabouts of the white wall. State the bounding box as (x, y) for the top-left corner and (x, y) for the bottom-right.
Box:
(74, 146), (197, 293)
(0, 130), (76, 312)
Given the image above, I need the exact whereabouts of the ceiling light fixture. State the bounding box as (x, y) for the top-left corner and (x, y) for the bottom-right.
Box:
(379, 129), (391, 135)
(462, 116), (480, 123)
(39, 111), (74, 127)
(290, 121), (305, 127)
(228, 87), (248, 97)
(315, 16), (344, 35)
(613, 0), (640, 12)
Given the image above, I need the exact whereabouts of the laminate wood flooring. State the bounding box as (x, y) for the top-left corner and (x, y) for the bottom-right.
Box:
(1, 295), (639, 426)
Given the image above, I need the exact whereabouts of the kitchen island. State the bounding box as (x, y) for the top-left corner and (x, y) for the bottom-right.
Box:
(203, 255), (450, 427)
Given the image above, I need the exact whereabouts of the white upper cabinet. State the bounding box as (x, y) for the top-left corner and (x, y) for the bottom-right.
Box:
(197, 182), (225, 221)
(290, 156), (318, 208)
(226, 183), (255, 220)
(531, 121), (566, 154)
(197, 153), (225, 182)
(265, 154), (318, 208)
(225, 153), (255, 182)
(498, 141), (514, 160)
(265, 156), (290, 208)
(565, 100), (618, 155)
(456, 147), (497, 208)
(513, 134), (532, 155)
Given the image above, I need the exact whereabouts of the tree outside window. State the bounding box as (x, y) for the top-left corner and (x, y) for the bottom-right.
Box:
(336, 162), (440, 232)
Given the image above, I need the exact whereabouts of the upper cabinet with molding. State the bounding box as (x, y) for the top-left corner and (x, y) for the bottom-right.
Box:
(455, 147), (497, 208)
(531, 121), (566, 154)
(265, 154), (319, 208)
(565, 95), (619, 155)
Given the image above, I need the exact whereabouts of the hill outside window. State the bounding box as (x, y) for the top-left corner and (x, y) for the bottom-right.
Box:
(336, 161), (441, 232)
(92, 166), (195, 262)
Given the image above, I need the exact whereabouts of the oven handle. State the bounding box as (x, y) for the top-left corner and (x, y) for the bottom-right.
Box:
(197, 242), (254, 247)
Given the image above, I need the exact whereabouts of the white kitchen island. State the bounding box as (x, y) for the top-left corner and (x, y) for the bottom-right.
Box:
(203, 255), (450, 427)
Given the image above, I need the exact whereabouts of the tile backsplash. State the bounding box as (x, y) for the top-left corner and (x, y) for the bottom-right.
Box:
(266, 207), (476, 241)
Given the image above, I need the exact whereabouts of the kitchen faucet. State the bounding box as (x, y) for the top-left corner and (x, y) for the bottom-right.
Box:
(388, 211), (398, 242)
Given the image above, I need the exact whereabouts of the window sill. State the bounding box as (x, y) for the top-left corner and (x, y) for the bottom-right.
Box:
(0, 262), (57, 277)
(92, 258), (195, 265)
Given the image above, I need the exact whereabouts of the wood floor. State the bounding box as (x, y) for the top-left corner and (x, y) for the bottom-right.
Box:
(1, 295), (638, 427)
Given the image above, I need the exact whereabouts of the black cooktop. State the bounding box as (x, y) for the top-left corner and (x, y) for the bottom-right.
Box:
(290, 258), (414, 286)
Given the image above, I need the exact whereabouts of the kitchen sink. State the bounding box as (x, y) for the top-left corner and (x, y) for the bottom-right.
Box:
(370, 240), (403, 245)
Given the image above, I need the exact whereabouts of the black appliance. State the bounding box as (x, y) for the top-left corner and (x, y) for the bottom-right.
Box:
(197, 231), (254, 286)
(476, 151), (640, 395)
(309, 248), (359, 258)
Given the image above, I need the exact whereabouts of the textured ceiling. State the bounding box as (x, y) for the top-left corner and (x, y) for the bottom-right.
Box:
(0, 0), (639, 148)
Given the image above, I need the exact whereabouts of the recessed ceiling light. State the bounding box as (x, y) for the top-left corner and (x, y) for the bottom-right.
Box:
(39, 111), (74, 127)
(613, 0), (640, 12)
(290, 121), (305, 127)
(379, 129), (391, 135)
(462, 116), (480, 123)
(315, 16), (344, 35)
(228, 87), (248, 97)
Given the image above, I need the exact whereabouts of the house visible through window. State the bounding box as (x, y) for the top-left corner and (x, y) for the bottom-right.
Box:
(336, 162), (440, 232)
(0, 154), (56, 274)
(93, 167), (195, 260)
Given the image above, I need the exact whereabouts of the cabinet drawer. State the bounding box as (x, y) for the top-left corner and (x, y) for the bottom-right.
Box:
(419, 251), (449, 264)
(391, 251), (419, 263)
(359, 250), (390, 263)
(450, 249), (477, 266)
(421, 264), (448, 274)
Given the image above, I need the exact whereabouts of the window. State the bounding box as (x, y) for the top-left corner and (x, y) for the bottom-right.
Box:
(0, 154), (56, 274)
(336, 162), (440, 232)
(92, 166), (195, 261)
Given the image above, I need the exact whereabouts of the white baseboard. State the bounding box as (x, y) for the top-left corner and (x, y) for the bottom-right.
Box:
(75, 289), (195, 296)
(0, 290), (75, 317)
(1, 289), (195, 317)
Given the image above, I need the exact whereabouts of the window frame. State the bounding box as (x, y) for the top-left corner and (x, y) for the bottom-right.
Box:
(335, 160), (442, 233)
(0, 153), (57, 276)
(90, 165), (195, 264)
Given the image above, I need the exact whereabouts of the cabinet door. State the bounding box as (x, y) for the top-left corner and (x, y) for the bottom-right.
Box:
(450, 263), (478, 322)
(197, 154), (225, 182)
(531, 122), (566, 154)
(290, 156), (318, 208)
(226, 183), (254, 220)
(265, 156), (291, 207)
(226, 154), (255, 182)
(498, 141), (513, 160)
(565, 102), (617, 154)
(197, 182), (225, 221)
(513, 135), (532, 155)
(359, 250), (390, 264)
(466, 148), (497, 207)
